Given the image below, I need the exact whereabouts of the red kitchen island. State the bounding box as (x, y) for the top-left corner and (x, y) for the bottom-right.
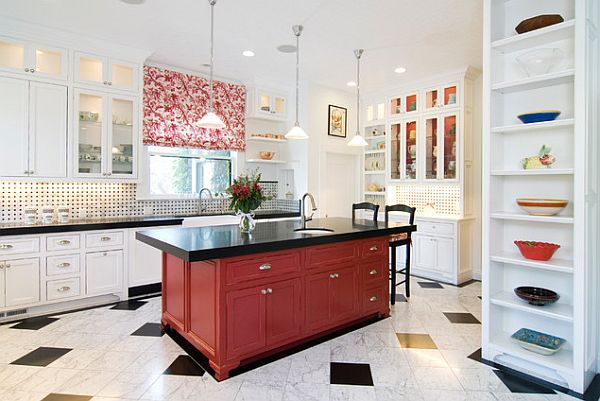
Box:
(136, 217), (416, 380)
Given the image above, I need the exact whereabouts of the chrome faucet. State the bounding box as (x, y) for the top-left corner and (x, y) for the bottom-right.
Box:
(198, 187), (213, 214)
(300, 192), (317, 229)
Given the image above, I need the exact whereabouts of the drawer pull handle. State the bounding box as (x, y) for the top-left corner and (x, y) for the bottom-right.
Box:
(5, 264), (10, 268)
(266, 288), (273, 294)
(0, 244), (14, 250)
(369, 245), (378, 251)
(369, 269), (378, 275)
(57, 286), (71, 292)
(261, 288), (274, 295)
(259, 263), (272, 271)
(57, 262), (71, 268)
(100, 237), (111, 242)
(369, 296), (378, 302)
(330, 273), (339, 279)
(57, 240), (71, 245)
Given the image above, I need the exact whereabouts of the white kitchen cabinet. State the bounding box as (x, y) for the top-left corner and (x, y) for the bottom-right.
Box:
(86, 250), (123, 296)
(4, 257), (40, 307)
(413, 234), (454, 279)
(247, 87), (287, 120)
(423, 82), (459, 111)
(74, 52), (138, 92)
(0, 77), (67, 178)
(0, 262), (4, 309)
(0, 36), (67, 80)
(74, 89), (138, 179)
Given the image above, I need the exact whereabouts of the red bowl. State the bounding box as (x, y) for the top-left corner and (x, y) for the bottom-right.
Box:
(514, 240), (560, 261)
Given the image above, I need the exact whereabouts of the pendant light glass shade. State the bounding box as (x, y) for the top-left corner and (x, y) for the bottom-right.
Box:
(348, 48), (367, 147)
(286, 25), (308, 140)
(199, 0), (226, 130)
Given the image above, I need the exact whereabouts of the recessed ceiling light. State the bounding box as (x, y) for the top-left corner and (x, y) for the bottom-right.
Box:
(242, 50), (255, 57)
(394, 67), (407, 74)
(201, 63), (211, 68)
(120, 0), (146, 4)
(346, 81), (357, 87)
(277, 44), (297, 53)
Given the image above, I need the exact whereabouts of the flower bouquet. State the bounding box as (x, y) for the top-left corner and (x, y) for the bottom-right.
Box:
(226, 170), (271, 233)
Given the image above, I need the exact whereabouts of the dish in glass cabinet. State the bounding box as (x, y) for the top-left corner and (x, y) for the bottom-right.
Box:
(517, 111), (561, 124)
(515, 48), (565, 77)
(511, 328), (566, 356)
(514, 240), (560, 261)
(514, 286), (559, 306)
(516, 198), (568, 216)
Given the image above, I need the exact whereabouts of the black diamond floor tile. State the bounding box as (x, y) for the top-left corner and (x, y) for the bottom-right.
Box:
(131, 322), (164, 337)
(417, 281), (443, 289)
(443, 312), (481, 324)
(163, 355), (206, 376)
(110, 300), (147, 310)
(41, 394), (93, 401)
(11, 347), (72, 367)
(494, 370), (556, 394)
(467, 348), (482, 363)
(10, 316), (59, 330)
(478, 296), (482, 300)
(330, 362), (374, 386)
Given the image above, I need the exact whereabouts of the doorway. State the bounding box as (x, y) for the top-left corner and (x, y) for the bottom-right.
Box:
(322, 152), (359, 218)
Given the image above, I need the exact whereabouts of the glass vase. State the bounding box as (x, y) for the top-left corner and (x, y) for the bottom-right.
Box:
(238, 212), (256, 233)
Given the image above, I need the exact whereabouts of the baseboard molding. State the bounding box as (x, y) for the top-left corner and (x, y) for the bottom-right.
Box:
(128, 283), (162, 298)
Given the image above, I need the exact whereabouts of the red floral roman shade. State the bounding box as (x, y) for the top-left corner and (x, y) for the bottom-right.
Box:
(143, 65), (246, 151)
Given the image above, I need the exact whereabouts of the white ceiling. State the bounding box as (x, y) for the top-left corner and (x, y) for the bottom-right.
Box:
(0, 0), (483, 92)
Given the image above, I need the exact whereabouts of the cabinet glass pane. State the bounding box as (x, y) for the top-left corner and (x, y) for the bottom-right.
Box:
(274, 96), (285, 114)
(443, 115), (457, 179)
(78, 94), (104, 175)
(405, 121), (417, 180)
(111, 98), (134, 175)
(444, 86), (457, 106)
(376, 103), (385, 120)
(111, 63), (134, 89)
(425, 118), (438, 179)
(390, 123), (401, 180)
(406, 94), (417, 113)
(259, 94), (271, 112)
(390, 97), (402, 115)
(35, 49), (62, 76)
(0, 40), (25, 70)
(366, 105), (374, 121)
(79, 56), (103, 83)
(425, 89), (438, 109)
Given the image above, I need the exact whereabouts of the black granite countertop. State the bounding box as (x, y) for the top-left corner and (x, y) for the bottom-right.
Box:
(0, 210), (300, 236)
(136, 217), (417, 262)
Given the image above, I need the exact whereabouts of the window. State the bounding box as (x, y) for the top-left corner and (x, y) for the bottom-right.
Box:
(145, 146), (234, 198)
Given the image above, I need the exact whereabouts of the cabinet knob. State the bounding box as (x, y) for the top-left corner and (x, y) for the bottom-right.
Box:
(369, 245), (378, 251)
(260, 289), (267, 295)
(266, 288), (273, 294)
(57, 286), (71, 292)
(103, 81), (108, 85)
(103, 252), (108, 256)
(30, 69), (35, 73)
(57, 240), (71, 246)
(24, 170), (29, 174)
(259, 263), (272, 271)
(107, 81), (112, 86)
(4, 264), (10, 268)
(330, 273), (339, 279)
(107, 172), (112, 176)
(0, 244), (14, 250)
(100, 236), (111, 242)
(369, 296), (378, 302)
(24, 68), (30, 72)
(369, 269), (378, 275)
(57, 262), (71, 268)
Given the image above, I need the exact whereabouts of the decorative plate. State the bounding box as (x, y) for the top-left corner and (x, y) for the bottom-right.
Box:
(517, 111), (561, 124)
(511, 328), (566, 356)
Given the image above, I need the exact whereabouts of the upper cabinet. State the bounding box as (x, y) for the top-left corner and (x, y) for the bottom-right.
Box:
(246, 87), (288, 121)
(0, 36), (67, 80)
(74, 52), (138, 92)
(424, 83), (459, 111)
(389, 92), (419, 118)
(365, 101), (385, 123)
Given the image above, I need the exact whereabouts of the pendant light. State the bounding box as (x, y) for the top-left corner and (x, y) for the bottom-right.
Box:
(286, 25), (309, 139)
(348, 48), (368, 147)
(198, 0), (226, 129)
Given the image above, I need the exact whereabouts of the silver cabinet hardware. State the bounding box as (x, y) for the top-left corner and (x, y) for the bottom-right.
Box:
(30, 69), (35, 73)
(5, 264), (10, 268)
(107, 81), (112, 86)
(261, 289), (268, 295)
(259, 263), (272, 271)
(57, 240), (71, 246)
(24, 68), (30, 72)
(102, 252), (108, 256)
(107, 172), (112, 176)
(0, 264), (4, 269)
(369, 269), (378, 275)
(57, 262), (71, 268)
(24, 170), (29, 174)
(103, 81), (108, 85)
(261, 288), (273, 295)
(100, 236), (111, 242)
(57, 286), (71, 292)
(266, 288), (273, 294)
(369, 296), (378, 302)
(369, 245), (378, 251)
(0, 244), (14, 250)
(29, 170), (34, 174)
(329, 273), (339, 279)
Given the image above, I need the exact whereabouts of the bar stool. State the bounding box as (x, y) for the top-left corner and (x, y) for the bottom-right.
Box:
(385, 204), (416, 304)
(352, 202), (380, 223)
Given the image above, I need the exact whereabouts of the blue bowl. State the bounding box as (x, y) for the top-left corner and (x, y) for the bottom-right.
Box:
(517, 111), (561, 124)
(511, 328), (566, 355)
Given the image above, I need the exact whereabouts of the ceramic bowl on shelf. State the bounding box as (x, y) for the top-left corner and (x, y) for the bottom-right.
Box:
(516, 198), (568, 216)
(517, 111), (561, 124)
(514, 286), (560, 306)
(258, 151), (275, 160)
(511, 328), (566, 356)
(515, 14), (564, 34)
(514, 240), (560, 261)
(515, 48), (565, 77)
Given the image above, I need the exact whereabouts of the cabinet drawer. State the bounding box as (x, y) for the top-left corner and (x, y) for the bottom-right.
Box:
(46, 254), (80, 276)
(86, 231), (124, 248)
(0, 237), (39, 256)
(418, 221), (454, 236)
(46, 234), (80, 252)
(225, 250), (301, 285)
(306, 242), (357, 268)
(362, 284), (388, 314)
(46, 277), (80, 301)
(360, 238), (388, 258)
(360, 260), (387, 285)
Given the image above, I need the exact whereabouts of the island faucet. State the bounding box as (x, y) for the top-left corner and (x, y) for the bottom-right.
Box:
(301, 192), (317, 229)
(198, 187), (213, 214)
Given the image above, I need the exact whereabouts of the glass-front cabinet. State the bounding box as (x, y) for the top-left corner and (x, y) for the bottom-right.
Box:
(389, 119), (419, 181)
(442, 114), (458, 180)
(423, 113), (458, 181)
(424, 83), (459, 111)
(424, 116), (439, 180)
(255, 90), (287, 119)
(75, 52), (138, 92)
(390, 92), (419, 118)
(0, 36), (67, 79)
(366, 102), (385, 123)
(75, 89), (137, 179)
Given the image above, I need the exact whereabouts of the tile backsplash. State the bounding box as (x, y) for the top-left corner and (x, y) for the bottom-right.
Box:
(394, 184), (461, 215)
(0, 181), (297, 223)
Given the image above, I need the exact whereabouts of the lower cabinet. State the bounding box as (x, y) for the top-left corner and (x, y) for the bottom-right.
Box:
(413, 234), (455, 280)
(3, 257), (40, 307)
(86, 250), (123, 296)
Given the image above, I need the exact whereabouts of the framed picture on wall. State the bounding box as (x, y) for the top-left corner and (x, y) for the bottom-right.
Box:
(328, 105), (347, 138)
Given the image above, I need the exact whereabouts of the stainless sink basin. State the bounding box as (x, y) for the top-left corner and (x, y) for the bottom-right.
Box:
(293, 228), (335, 235)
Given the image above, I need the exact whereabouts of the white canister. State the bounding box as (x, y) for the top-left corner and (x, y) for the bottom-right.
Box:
(41, 207), (54, 224)
(23, 207), (38, 225)
(57, 207), (70, 223)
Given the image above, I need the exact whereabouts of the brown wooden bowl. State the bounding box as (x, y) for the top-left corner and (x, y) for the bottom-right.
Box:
(516, 15), (564, 34)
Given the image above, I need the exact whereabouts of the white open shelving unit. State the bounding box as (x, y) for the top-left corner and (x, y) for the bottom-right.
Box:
(482, 0), (599, 394)
(362, 125), (387, 212)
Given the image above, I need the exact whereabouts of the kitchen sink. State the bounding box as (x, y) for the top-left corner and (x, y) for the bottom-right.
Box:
(293, 228), (335, 234)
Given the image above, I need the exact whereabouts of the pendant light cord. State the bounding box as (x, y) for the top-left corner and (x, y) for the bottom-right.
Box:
(209, 0), (216, 112)
(293, 26), (302, 127)
(356, 51), (360, 135)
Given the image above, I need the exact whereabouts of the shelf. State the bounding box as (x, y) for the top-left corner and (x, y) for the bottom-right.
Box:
(490, 251), (573, 274)
(492, 20), (575, 53)
(490, 212), (573, 224)
(492, 69), (575, 94)
(490, 291), (573, 323)
(365, 150), (386, 155)
(246, 159), (286, 164)
(247, 137), (287, 143)
(364, 170), (386, 175)
(489, 333), (573, 373)
(364, 121), (385, 127)
(364, 191), (386, 196)
(490, 169), (574, 176)
(491, 119), (574, 134)
(365, 135), (386, 140)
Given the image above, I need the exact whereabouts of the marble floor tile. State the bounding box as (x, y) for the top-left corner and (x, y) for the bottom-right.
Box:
(86, 351), (143, 372)
(396, 333), (438, 349)
(403, 349), (448, 367)
(411, 367), (463, 391)
(329, 384), (377, 401)
(330, 362), (373, 386)
(11, 347), (73, 367)
(452, 367), (511, 393)
(11, 317), (60, 331)
(282, 382), (330, 401)
(95, 372), (160, 399)
(0, 389), (50, 401)
(233, 381), (285, 401)
(374, 386), (424, 401)
(0, 364), (42, 389)
(13, 367), (79, 393)
(139, 375), (203, 400)
(287, 359), (329, 384)
(53, 370), (120, 396)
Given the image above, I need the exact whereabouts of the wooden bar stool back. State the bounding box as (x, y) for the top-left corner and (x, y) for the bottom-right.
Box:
(385, 204), (416, 304)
